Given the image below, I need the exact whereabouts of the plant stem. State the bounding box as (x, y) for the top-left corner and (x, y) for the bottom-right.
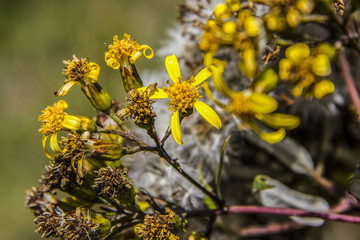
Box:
(157, 145), (225, 209)
(234, 222), (304, 237)
(339, 51), (360, 118)
(228, 206), (360, 223)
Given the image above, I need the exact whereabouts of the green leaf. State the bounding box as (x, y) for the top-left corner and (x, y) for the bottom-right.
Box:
(197, 164), (216, 210)
(215, 135), (231, 197)
(253, 175), (330, 226)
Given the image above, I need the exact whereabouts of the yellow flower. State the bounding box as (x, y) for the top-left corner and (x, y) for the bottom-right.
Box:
(209, 66), (300, 143)
(118, 84), (157, 129)
(136, 209), (183, 240)
(38, 100), (96, 159)
(105, 34), (154, 92)
(252, 0), (314, 31)
(279, 42), (335, 98)
(55, 55), (112, 112)
(105, 34), (154, 69)
(140, 54), (222, 145)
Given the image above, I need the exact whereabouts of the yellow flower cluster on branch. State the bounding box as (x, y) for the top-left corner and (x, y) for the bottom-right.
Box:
(208, 65), (300, 143)
(38, 100), (96, 159)
(199, 2), (262, 79)
(279, 42), (336, 98)
(251, 0), (315, 31)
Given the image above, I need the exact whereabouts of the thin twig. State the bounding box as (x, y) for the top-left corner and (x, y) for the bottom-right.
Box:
(339, 51), (360, 118)
(234, 222), (304, 237)
(228, 206), (360, 224)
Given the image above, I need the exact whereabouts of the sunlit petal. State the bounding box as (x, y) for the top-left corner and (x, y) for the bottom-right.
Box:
(313, 80), (334, 99)
(259, 113), (301, 130)
(249, 92), (278, 114)
(194, 100), (222, 130)
(285, 42), (310, 63)
(193, 67), (213, 86)
(140, 45), (154, 59)
(253, 68), (279, 93)
(171, 111), (183, 145)
(50, 133), (62, 153)
(251, 123), (286, 143)
(165, 54), (181, 83)
(150, 88), (168, 99)
(55, 81), (77, 97)
(138, 87), (168, 99)
(42, 135), (56, 159)
(210, 66), (236, 98)
(311, 54), (331, 77)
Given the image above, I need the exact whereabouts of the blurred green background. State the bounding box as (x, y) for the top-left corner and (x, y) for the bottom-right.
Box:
(0, 1), (182, 239)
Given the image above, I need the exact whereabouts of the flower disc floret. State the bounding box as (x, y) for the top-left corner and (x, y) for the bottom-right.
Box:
(62, 56), (94, 83)
(164, 77), (201, 113)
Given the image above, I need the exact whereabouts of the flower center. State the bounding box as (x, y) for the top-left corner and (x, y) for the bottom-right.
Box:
(227, 92), (254, 121)
(38, 100), (68, 135)
(105, 34), (141, 62)
(164, 77), (201, 113)
(62, 56), (92, 83)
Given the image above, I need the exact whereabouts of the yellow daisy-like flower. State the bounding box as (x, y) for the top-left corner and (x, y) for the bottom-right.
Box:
(208, 66), (300, 143)
(105, 34), (154, 92)
(279, 42), (335, 98)
(105, 34), (154, 69)
(141, 54), (222, 145)
(38, 100), (96, 159)
(55, 55), (112, 112)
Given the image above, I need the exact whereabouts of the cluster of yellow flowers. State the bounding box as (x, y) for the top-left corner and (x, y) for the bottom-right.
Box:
(195, 0), (338, 143)
(251, 0), (315, 31)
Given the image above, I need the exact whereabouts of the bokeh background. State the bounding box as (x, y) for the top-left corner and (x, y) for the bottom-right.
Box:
(0, 1), (182, 239)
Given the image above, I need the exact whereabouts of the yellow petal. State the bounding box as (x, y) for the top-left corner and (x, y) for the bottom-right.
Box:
(244, 16), (261, 37)
(171, 111), (183, 145)
(239, 48), (257, 79)
(88, 63), (100, 82)
(297, 0), (315, 14)
(249, 92), (278, 114)
(193, 67), (213, 86)
(50, 133), (62, 153)
(258, 128), (286, 143)
(151, 88), (168, 99)
(210, 65), (236, 98)
(138, 87), (168, 99)
(194, 100), (222, 130)
(165, 54), (182, 83)
(279, 58), (293, 80)
(259, 113), (301, 130)
(42, 135), (56, 159)
(311, 54), (331, 77)
(252, 123), (286, 143)
(285, 43), (310, 63)
(141, 45), (154, 59)
(253, 68), (279, 93)
(55, 81), (77, 96)
(286, 7), (301, 28)
(313, 80), (334, 99)
(315, 43), (337, 60)
(214, 3), (230, 20)
(222, 21), (237, 35)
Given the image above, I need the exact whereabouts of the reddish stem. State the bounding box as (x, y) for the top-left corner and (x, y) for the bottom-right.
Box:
(228, 205), (360, 224)
(234, 222), (304, 237)
(339, 51), (360, 117)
